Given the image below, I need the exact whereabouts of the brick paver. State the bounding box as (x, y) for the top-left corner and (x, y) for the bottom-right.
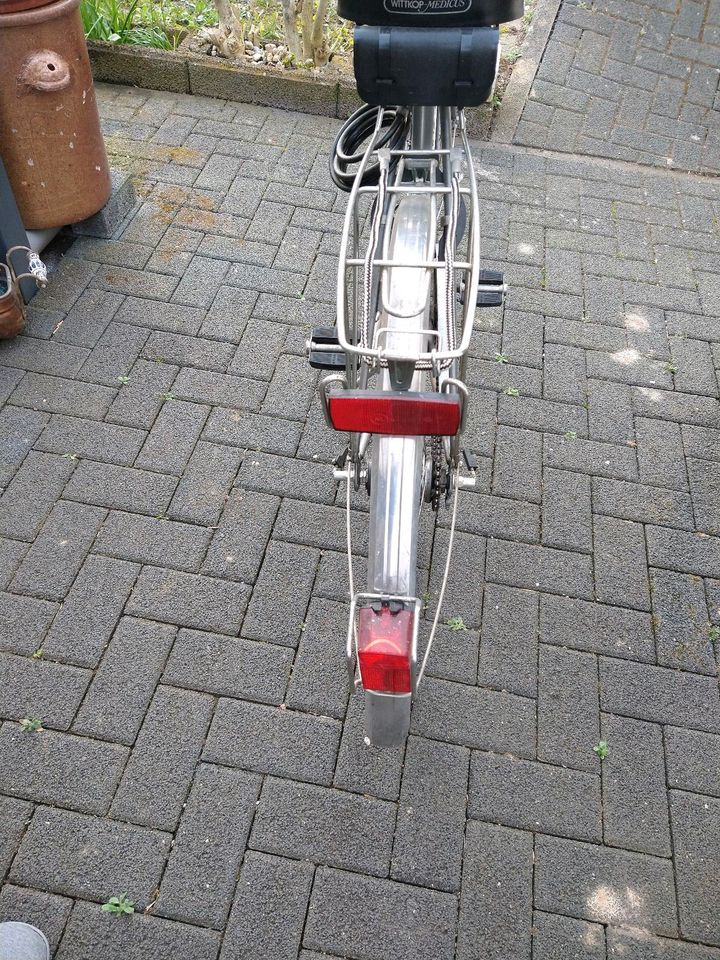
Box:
(1, 51), (720, 958)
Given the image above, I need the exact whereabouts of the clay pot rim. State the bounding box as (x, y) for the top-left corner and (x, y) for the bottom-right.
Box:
(0, 0), (79, 26)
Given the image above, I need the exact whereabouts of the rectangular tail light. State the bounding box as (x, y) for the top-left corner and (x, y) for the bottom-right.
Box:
(327, 390), (461, 436)
(357, 607), (414, 694)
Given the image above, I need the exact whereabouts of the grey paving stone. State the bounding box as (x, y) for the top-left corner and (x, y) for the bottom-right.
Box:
(410, 676), (535, 758)
(106, 358), (178, 430)
(444, 490), (540, 544)
(587, 378), (635, 444)
(284, 597), (350, 719)
(0, 592), (57, 657)
(53, 288), (123, 348)
(135, 399), (209, 475)
(163, 628), (292, 704)
(204, 698), (341, 785)
(76, 322), (149, 387)
(647, 525), (720, 579)
(532, 911), (606, 960)
(251, 777), (394, 878)
(0, 652), (90, 731)
(457, 821), (533, 960)
(94, 511), (211, 572)
(0, 539), (27, 591)
(127, 566), (250, 634)
(56, 900), (221, 960)
(0, 884), (72, 956)
(93, 264), (179, 301)
(0, 723), (127, 815)
(0, 451), (76, 542)
(682, 424), (720, 464)
(171, 366), (265, 411)
(492, 426), (542, 503)
(478, 584), (538, 698)
(0, 795), (33, 879)
(391, 736), (469, 892)
(35, 414), (146, 466)
(220, 852), (313, 960)
(238, 450), (334, 505)
(64, 461), (177, 515)
(535, 834), (677, 935)
(0, 406), (48, 487)
(10, 501), (107, 602)
(593, 516), (651, 611)
(157, 763), (260, 929)
(201, 284), (257, 342)
(540, 595), (655, 662)
(72, 616), (176, 744)
(305, 866), (457, 960)
(486, 540), (594, 600)
(333, 691), (405, 801)
(687, 456), (720, 536)
(497, 394), (588, 437)
(242, 537), (317, 640)
(42, 555), (139, 667)
(111, 685), (213, 831)
(670, 790), (720, 946)
(633, 386), (720, 430)
(665, 725), (720, 799)
(600, 657), (720, 732)
(168, 440), (242, 525)
(601, 713), (671, 857)
(538, 645), (600, 774)
(423, 621), (480, 686)
(143, 330), (235, 372)
(470, 750), (601, 841)
(204, 484), (278, 580)
(115, 296), (205, 336)
(592, 477), (695, 529)
(651, 568), (715, 674)
(204, 406), (302, 457)
(274, 497), (368, 555)
(10, 807), (169, 907)
(542, 467), (593, 553)
(636, 417), (689, 490)
(261, 354), (316, 423)
(606, 927), (720, 960)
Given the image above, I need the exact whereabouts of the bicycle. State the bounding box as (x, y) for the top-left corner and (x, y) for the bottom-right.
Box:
(307, 0), (523, 746)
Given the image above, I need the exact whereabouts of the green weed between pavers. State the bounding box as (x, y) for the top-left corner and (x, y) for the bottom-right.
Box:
(102, 895), (135, 916)
(593, 740), (609, 760)
(19, 717), (43, 733)
(447, 616), (467, 632)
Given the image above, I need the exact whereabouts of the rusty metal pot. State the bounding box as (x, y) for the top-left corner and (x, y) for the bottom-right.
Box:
(0, 0), (112, 228)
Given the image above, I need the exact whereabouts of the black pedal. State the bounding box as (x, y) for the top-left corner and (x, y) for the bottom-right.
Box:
(308, 326), (346, 371)
(457, 271), (506, 308)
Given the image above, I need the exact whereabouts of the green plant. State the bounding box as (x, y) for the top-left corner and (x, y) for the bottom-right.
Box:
(159, 391), (175, 401)
(81, 0), (172, 47)
(32, 647), (44, 660)
(564, 431), (577, 440)
(102, 894), (135, 916)
(503, 387), (520, 397)
(495, 352), (509, 364)
(709, 626), (720, 644)
(593, 740), (609, 760)
(19, 717), (43, 733)
(504, 47), (522, 64)
(447, 616), (467, 632)
(117, 375), (130, 384)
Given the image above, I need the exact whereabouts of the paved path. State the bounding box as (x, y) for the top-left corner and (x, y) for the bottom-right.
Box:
(515, 0), (720, 172)
(1, 75), (720, 960)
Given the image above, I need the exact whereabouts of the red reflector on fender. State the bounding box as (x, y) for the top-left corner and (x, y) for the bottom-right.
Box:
(328, 391), (461, 436)
(357, 607), (414, 694)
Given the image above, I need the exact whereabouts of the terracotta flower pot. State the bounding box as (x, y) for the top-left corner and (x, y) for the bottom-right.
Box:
(0, 0), (112, 228)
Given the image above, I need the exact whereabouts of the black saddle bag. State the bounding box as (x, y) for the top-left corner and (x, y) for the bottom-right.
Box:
(339, 0), (524, 28)
(354, 26), (500, 107)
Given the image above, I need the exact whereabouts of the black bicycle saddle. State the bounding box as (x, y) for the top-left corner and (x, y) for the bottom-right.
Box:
(338, 0), (524, 28)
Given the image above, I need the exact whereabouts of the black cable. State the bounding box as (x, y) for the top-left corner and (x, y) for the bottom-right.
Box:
(329, 104), (410, 192)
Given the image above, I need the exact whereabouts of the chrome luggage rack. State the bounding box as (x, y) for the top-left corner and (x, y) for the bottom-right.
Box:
(331, 108), (483, 378)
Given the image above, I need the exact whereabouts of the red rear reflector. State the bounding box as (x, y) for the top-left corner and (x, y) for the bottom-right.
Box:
(357, 607), (414, 694)
(328, 391), (461, 436)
